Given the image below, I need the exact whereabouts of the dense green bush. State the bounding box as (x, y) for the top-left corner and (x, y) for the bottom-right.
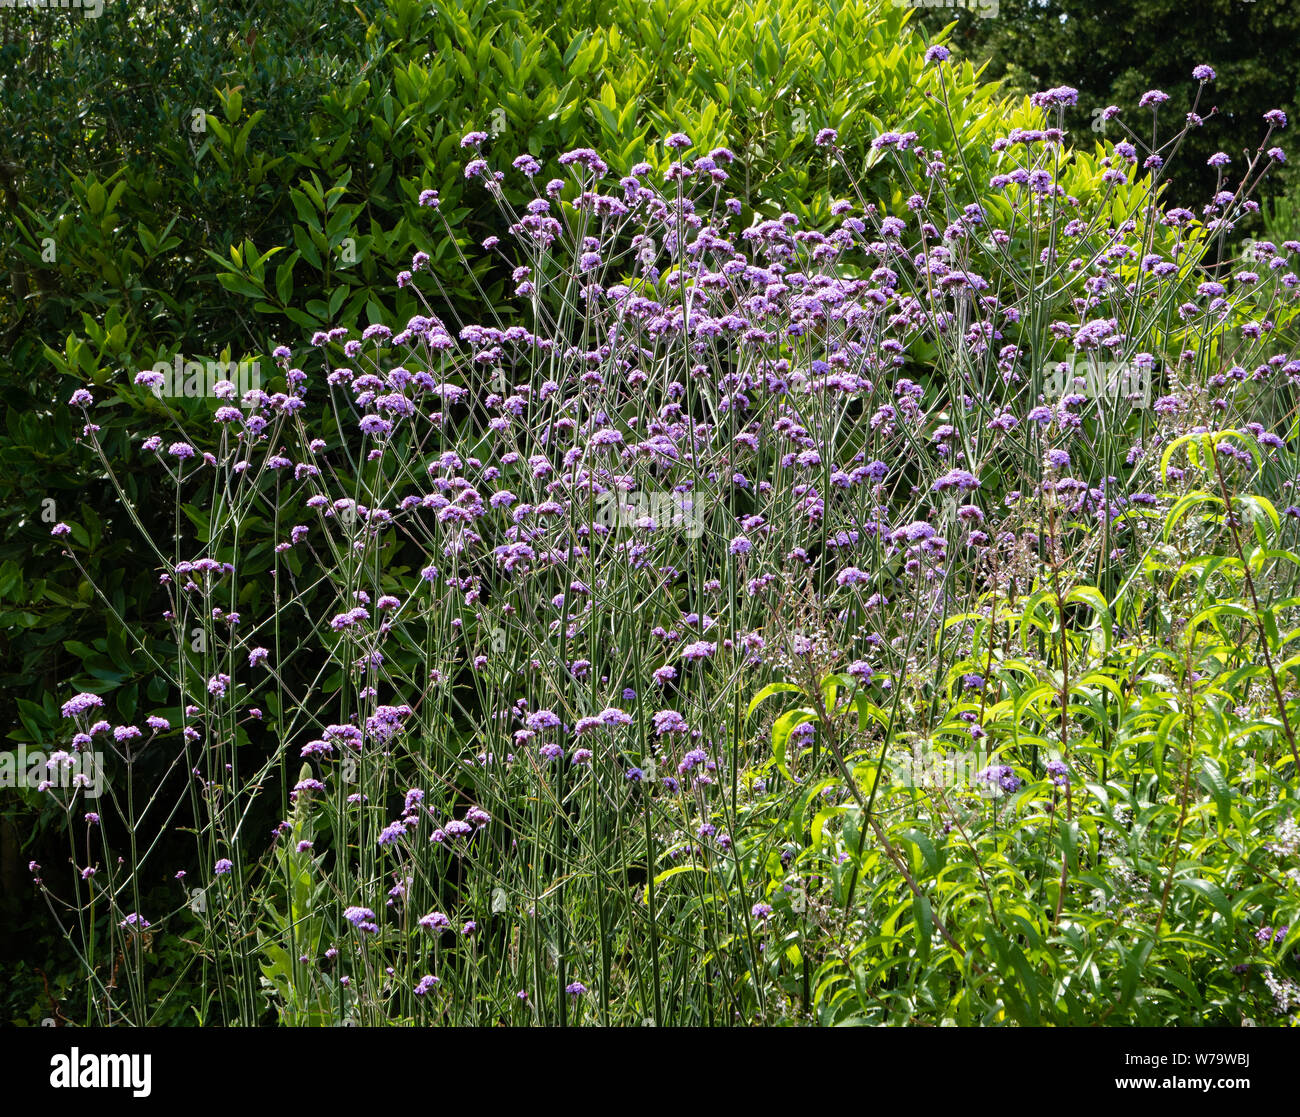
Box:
(2, 0), (1002, 735)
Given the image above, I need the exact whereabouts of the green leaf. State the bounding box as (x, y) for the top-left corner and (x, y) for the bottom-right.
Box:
(1177, 878), (1234, 931)
(911, 895), (932, 961)
(771, 708), (815, 781)
(1198, 758), (1231, 830)
(745, 681), (803, 722)
(642, 863), (709, 903)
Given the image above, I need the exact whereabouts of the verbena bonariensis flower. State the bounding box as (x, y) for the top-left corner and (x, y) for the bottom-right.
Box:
(51, 79), (1300, 1026)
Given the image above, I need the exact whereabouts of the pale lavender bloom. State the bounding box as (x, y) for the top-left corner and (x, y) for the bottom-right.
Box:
(378, 821), (406, 846)
(526, 709), (562, 731)
(933, 469), (980, 492)
(344, 906), (378, 933)
(1045, 449), (1071, 470)
(61, 692), (104, 719)
(653, 709), (688, 735)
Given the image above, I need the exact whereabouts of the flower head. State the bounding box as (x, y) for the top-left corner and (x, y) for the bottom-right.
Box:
(61, 692), (105, 719)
